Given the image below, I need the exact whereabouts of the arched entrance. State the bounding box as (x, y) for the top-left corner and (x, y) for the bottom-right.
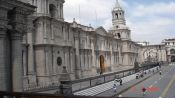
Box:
(100, 55), (105, 73)
(170, 49), (175, 62)
(170, 49), (175, 54)
(171, 56), (175, 62)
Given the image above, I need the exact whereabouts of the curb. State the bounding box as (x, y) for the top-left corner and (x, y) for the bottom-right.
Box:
(114, 71), (159, 97)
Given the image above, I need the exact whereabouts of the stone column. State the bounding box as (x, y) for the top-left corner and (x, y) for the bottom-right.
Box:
(74, 33), (81, 79)
(11, 31), (23, 92)
(27, 16), (37, 86)
(0, 29), (10, 91)
(119, 42), (122, 65)
(61, 4), (64, 20)
(0, 7), (10, 91)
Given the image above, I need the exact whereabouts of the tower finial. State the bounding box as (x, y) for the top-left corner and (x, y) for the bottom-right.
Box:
(113, 0), (123, 10)
(115, 0), (120, 7)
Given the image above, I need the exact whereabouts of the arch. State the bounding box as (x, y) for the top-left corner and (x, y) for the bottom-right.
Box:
(143, 48), (158, 62)
(49, 4), (57, 18)
(100, 55), (105, 74)
(115, 13), (118, 19)
(171, 56), (175, 62)
(170, 49), (175, 54)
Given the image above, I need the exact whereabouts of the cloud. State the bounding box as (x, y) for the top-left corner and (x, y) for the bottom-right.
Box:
(64, 0), (127, 28)
(64, 0), (114, 25)
(128, 2), (175, 44)
(64, 0), (175, 44)
(132, 2), (175, 17)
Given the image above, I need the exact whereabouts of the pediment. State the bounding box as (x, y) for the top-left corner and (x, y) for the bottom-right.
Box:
(95, 26), (108, 36)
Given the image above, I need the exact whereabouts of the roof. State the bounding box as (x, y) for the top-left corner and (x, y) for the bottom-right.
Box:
(113, 0), (123, 11)
(95, 26), (108, 36)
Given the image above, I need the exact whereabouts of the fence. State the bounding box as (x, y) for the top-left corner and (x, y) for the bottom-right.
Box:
(71, 63), (159, 93)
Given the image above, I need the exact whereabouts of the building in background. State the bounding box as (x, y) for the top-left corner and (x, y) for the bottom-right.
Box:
(136, 41), (149, 46)
(162, 39), (175, 62)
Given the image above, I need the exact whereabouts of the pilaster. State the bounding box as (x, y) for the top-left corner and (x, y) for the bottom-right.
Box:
(74, 32), (81, 79)
(10, 30), (23, 92)
(26, 15), (37, 86)
(0, 6), (11, 91)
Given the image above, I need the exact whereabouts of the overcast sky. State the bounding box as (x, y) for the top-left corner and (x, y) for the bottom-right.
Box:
(64, 0), (175, 44)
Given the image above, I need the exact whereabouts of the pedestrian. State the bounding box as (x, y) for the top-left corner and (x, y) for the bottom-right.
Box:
(142, 87), (146, 96)
(120, 79), (122, 85)
(159, 70), (162, 75)
(113, 84), (117, 93)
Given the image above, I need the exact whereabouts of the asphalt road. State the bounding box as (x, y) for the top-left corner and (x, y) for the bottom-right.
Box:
(120, 64), (175, 98)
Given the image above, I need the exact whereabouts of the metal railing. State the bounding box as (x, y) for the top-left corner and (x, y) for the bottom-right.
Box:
(71, 63), (159, 92)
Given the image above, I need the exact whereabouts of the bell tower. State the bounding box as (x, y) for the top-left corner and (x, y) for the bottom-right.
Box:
(112, 0), (126, 26)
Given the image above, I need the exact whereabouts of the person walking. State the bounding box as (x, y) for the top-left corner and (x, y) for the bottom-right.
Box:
(142, 87), (146, 96)
(159, 70), (162, 75)
(113, 84), (117, 93)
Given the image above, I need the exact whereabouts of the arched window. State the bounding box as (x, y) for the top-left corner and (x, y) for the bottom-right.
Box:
(49, 4), (57, 18)
(170, 49), (175, 54)
(115, 13), (118, 19)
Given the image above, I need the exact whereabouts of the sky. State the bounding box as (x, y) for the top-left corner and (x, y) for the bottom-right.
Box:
(64, 0), (175, 44)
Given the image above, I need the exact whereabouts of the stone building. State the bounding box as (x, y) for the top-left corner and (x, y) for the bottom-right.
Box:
(0, 0), (35, 92)
(0, 0), (167, 92)
(162, 39), (175, 62)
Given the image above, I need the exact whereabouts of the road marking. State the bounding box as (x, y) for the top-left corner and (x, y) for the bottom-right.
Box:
(161, 75), (175, 98)
(159, 97), (162, 98)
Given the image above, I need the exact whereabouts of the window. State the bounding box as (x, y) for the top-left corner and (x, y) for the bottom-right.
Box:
(115, 13), (118, 19)
(49, 4), (57, 18)
(117, 33), (121, 38)
(57, 57), (62, 66)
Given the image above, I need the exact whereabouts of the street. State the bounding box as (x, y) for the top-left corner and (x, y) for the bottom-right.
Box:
(120, 64), (175, 98)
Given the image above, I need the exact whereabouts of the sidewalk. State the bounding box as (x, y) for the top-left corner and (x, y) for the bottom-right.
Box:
(96, 67), (161, 97)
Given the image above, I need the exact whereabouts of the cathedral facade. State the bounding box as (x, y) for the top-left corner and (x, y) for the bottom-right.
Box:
(21, 0), (142, 90)
(0, 0), (167, 92)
